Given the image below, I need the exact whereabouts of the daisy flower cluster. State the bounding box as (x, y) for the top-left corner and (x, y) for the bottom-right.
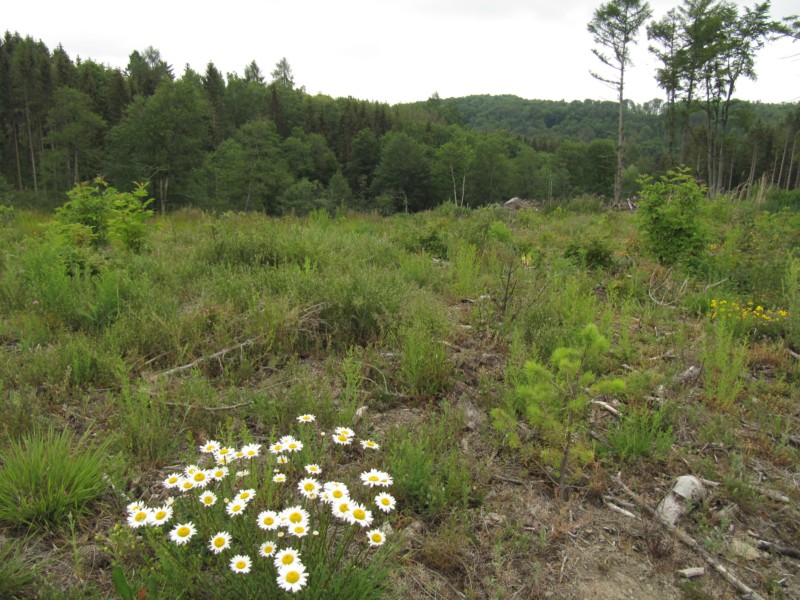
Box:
(123, 414), (396, 595)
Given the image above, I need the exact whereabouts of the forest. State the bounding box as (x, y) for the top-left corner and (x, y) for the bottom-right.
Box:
(1, 0), (799, 216)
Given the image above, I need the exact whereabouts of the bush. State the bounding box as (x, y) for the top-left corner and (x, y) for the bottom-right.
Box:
(55, 177), (153, 252)
(564, 236), (613, 269)
(0, 427), (108, 531)
(638, 168), (707, 266)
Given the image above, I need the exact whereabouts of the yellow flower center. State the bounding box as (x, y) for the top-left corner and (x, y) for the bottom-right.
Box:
(381, 498), (390, 506)
(286, 571), (300, 584)
(204, 497), (213, 504)
(353, 509), (366, 520)
(177, 526), (190, 537)
(294, 526), (305, 534)
(371, 533), (382, 543)
(332, 490), (343, 499)
(193, 473), (205, 481)
(236, 560), (246, 569)
(304, 483), (314, 491)
(154, 510), (166, 520)
(289, 512), (303, 523)
(232, 504), (242, 512)
(214, 538), (225, 548)
(369, 475), (379, 482)
(339, 503), (350, 513)
(337, 435), (348, 442)
(135, 512), (147, 522)
(282, 554), (294, 565)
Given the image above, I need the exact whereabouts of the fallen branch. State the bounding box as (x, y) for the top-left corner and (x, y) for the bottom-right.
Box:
(612, 474), (766, 600)
(590, 399), (621, 417)
(165, 400), (254, 412)
(606, 501), (638, 519)
(154, 337), (262, 378)
(755, 540), (800, 560)
(700, 478), (791, 504)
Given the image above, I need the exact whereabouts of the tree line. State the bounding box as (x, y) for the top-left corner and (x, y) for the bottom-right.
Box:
(1, 0), (798, 214)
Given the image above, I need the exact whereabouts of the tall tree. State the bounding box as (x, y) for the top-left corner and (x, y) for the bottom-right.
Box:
(126, 46), (173, 98)
(271, 57), (295, 88)
(243, 60), (265, 84)
(588, 0), (652, 205)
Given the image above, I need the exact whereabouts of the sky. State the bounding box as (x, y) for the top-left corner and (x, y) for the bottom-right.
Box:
(4, 0), (799, 105)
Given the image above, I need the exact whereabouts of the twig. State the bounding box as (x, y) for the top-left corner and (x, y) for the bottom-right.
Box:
(164, 400), (254, 412)
(590, 399), (621, 417)
(606, 501), (638, 519)
(612, 474), (766, 600)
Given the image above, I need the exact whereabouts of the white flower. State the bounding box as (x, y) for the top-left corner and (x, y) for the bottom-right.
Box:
(259, 540), (277, 558)
(208, 531), (232, 554)
(242, 443), (261, 459)
(199, 491), (217, 507)
(366, 529), (387, 547)
(169, 522), (197, 545)
(334, 427), (355, 437)
(257, 510), (280, 531)
(304, 464), (322, 475)
(297, 477), (321, 499)
(289, 523), (309, 538)
(332, 499), (353, 521)
(277, 456), (289, 465)
(375, 492), (396, 513)
(127, 508), (152, 528)
(226, 500), (247, 517)
(229, 554), (252, 574)
(273, 473), (287, 483)
(360, 469), (393, 487)
(297, 414), (316, 423)
(210, 466), (229, 481)
(236, 470), (250, 478)
(360, 439), (380, 450)
(163, 473), (182, 489)
(189, 469), (212, 488)
(148, 505), (173, 526)
(273, 547), (302, 570)
(126, 501), (145, 514)
(280, 506), (310, 527)
(277, 564), (309, 593)
(235, 488), (256, 503)
(184, 464), (201, 476)
(347, 503), (373, 528)
(178, 478), (196, 493)
(199, 439), (221, 453)
(331, 432), (353, 445)
(269, 442), (285, 455)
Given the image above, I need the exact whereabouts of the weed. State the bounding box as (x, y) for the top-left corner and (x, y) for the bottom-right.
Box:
(702, 321), (747, 407)
(600, 404), (675, 463)
(0, 536), (36, 598)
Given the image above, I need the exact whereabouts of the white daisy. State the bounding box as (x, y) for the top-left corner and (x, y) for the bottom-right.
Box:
(229, 554), (251, 574)
(269, 442), (285, 455)
(163, 473), (182, 489)
(210, 466), (229, 481)
(226, 500), (247, 517)
(366, 529), (386, 547)
(297, 414), (316, 423)
(332, 499), (354, 521)
(347, 503), (373, 528)
(331, 433), (353, 445)
(297, 477), (321, 499)
(375, 492), (396, 513)
(360, 469), (393, 487)
(242, 443), (261, 459)
(127, 508), (152, 528)
(199, 491), (217, 507)
(360, 439), (380, 450)
(276, 564), (309, 593)
(149, 505), (173, 526)
(273, 473), (287, 483)
(257, 510), (280, 531)
(199, 440), (221, 453)
(259, 540), (277, 558)
(280, 506), (310, 527)
(208, 531), (232, 554)
(289, 523), (309, 538)
(169, 522), (197, 545)
(334, 427), (355, 437)
(273, 547), (301, 570)
(277, 455), (289, 465)
(235, 488), (256, 503)
(304, 464), (322, 475)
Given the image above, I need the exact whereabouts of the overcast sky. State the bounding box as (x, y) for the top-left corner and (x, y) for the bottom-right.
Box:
(4, 0), (798, 105)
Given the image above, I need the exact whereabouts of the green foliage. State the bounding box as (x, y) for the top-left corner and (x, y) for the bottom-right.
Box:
(638, 168), (707, 266)
(702, 321), (747, 408)
(55, 177), (153, 251)
(497, 324), (623, 493)
(0, 537), (36, 598)
(600, 404), (674, 463)
(389, 408), (474, 516)
(785, 255), (800, 350)
(564, 235), (613, 269)
(0, 427), (108, 531)
(399, 324), (452, 400)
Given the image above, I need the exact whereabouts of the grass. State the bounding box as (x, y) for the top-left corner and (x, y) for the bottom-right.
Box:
(0, 198), (798, 598)
(0, 427), (108, 532)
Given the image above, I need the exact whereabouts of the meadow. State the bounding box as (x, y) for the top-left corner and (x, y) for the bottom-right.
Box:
(0, 184), (798, 599)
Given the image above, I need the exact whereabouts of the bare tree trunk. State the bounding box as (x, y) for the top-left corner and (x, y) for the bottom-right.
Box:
(614, 68), (625, 206)
(748, 143), (758, 190)
(788, 135), (798, 190)
(25, 105), (38, 194)
(12, 123), (23, 190)
(777, 136), (789, 188)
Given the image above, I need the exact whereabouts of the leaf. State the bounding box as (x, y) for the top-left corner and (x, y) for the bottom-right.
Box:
(111, 565), (133, 600)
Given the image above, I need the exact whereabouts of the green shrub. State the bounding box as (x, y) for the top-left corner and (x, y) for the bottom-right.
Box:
(0, 537), (36, 598)
(0, 427), (108, 531)
(564, 235), (614, 269)
(638, 168), (707, 266)
(600, 405), (674, 463)
(55, 177), (154, 252)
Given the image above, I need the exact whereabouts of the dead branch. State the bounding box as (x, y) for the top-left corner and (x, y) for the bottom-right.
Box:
(648, 267), (688, 308)
(606, 501), (638, 519)
(590, 399), (621, 417)
(154, 337), (262, 378)
(165, 400), (253, 412)
(755, 540), (800, 560)
(612, 474), (766, 600)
